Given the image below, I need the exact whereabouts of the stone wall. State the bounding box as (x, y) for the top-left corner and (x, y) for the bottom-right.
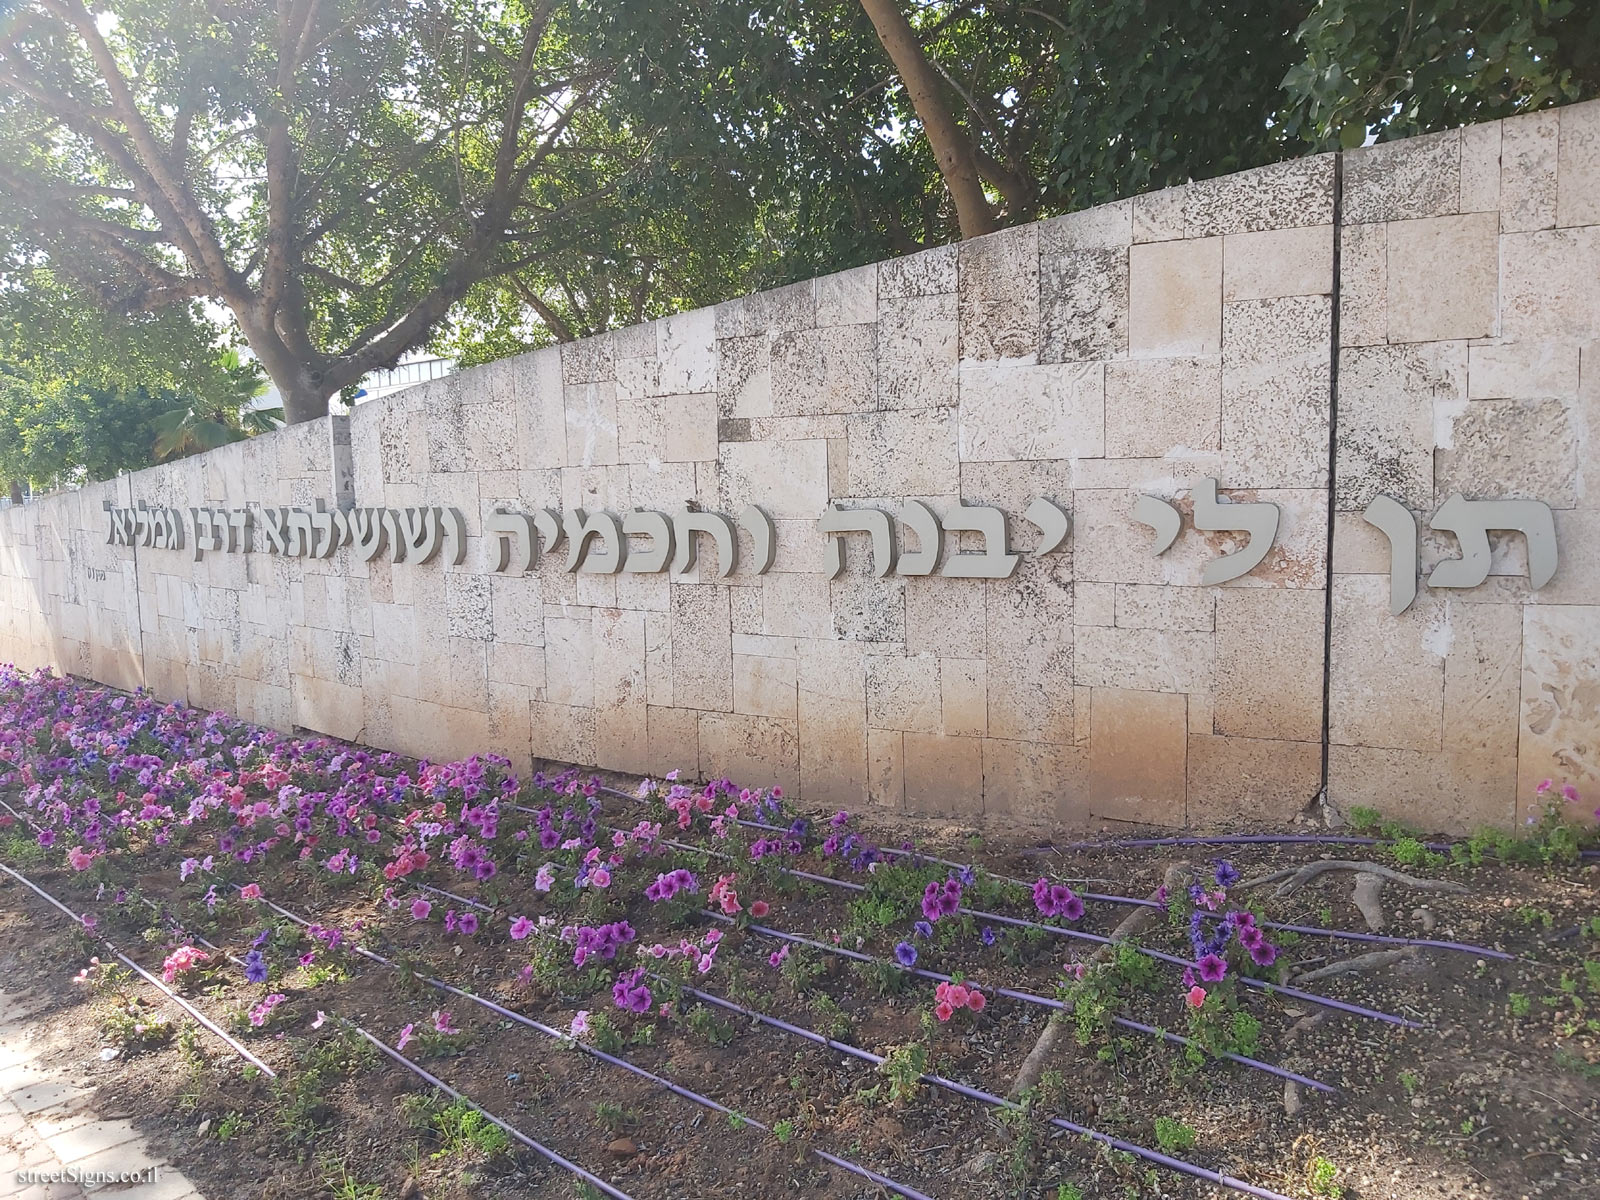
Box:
(2, 102), (1596, 833)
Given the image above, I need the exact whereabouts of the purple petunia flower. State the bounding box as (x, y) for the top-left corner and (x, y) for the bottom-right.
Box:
(243, 949), (268, 984)
(1213, 860), (1241, 889)
(894, 941), (917, 967)
(1197, 954), (1227, 983)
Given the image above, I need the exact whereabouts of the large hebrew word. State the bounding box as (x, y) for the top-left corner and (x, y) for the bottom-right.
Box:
(1129, 479), (1279, 584)
(1362, 492), (1558, 613)
(104, 502), (185, 551)
(820, 505), (896, 578)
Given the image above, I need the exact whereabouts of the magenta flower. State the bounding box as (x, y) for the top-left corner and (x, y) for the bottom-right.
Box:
(458, 912), (479, 936)
(410, 898), (432, 921)
(396, 1023), (414, 1051)
(1197, 954), (1227, 983)
(509, 915), (533, 940)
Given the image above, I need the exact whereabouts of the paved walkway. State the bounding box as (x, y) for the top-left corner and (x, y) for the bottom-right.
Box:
(0, 988), (203, 1200)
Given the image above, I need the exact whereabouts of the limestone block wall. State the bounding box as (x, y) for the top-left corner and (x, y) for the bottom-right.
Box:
(1329, 103), (1600, 829)
(1, 100), (1595, 833)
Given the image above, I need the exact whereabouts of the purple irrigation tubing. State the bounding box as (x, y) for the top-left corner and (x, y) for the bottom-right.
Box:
(678, 981), (1296, 1200)
(255, 889), (935, 1200)
(1243, 919), (1513, 961)
(0, 862), (278, 1078)
(346, 1023), (633, 1200)
(702, 910), (1336, 1094)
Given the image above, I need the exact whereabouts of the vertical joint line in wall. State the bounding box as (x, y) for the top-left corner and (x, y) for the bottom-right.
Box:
(1318, 151), (1345, 806)
(125, 473), (149, 689)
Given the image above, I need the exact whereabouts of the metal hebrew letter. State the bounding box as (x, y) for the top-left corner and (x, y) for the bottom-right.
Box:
(670, 505), (738, 577)
(897, 501), (942, 576)
(1192, 477), (1279, 586)
(382, 508), (406, 563)
(351, 509), (388, 561)
(818, 505), (896, 579)
(189, 508), (219, 561)
(940, 504), (1019, 579)
(486, 509), (537, 574)
(534, 508), (565, 560)
(738, 505), (776, 575)
(1023, 497), (1071, 556)
(1362, 495), (1419, 615)
(440, 507), (467, 567)
(226, 508), (253, 553)
(400, 507), (443, 563)
(308, 501), (346, 559)
(564, 508), (626, 573)
(102, 500), (118, 545)
(157, 508), (183, 551)
(1131, 494), (1181, 556)
(285, 507), (314, 557)
(133, 504), (153, 547)
(261, 507), (291, 555)
(622, 510), (674, 573)
(1427, 493), (1558, 590)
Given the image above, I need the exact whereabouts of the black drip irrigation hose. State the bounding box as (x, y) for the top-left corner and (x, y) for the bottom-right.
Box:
(0, 861), (275, 1076)
(593, 786), (1512, 960)
(250, 886), (937, 1200)
(698, 909), (1337, 1095)
(671, 978), (1299, 1200)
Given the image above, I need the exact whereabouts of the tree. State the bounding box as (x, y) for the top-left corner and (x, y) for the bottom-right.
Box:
(1282, 0), (1600, 147)
(0, 0), (652, 423)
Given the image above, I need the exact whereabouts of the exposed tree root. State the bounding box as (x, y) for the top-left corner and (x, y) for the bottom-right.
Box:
(1240, 860), (1470, 897)
(1292, 947), (1416, 984)
(1005, 861), (1191, 1101)
(1352, 871), (1386, 931)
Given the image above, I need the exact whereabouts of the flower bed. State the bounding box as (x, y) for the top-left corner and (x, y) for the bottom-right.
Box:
(1, 664), (1598, 1200)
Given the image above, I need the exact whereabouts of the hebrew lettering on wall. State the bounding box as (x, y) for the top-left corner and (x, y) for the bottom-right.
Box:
(96, 486), (1563, 604)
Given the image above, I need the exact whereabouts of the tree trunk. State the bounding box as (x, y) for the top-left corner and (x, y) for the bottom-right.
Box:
(233, 307), (332, 425)
(857, 0), (998, 239)
(8, 480), (24, 505)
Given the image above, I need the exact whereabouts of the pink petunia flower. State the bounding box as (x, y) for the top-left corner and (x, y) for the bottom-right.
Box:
(411, 898), (432, 921)
(1185, 986), (1207, 1008)
(396, 1023), (414, 1051)
(240, 883), (262, 901)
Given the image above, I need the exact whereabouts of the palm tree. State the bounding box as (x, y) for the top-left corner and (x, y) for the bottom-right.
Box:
(151, 350), (282, 460)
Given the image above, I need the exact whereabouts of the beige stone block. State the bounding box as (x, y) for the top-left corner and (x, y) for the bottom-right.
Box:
(1039, 198), (1132, 252)
(530, 700), (594, 766)
(1441, 602), (1522, 763)
(867, 725), (905, 809)
(958, 223), (1039, 361)
(985, 555), (1074, 742)
(1213, 589), (1324, 741)
(905, 574), (986, 657)
(488, 640), (545, 690)
(1220, 295), (1331, 488)
(815, 263), (877, 327)
(1344, 129), (1460, 223)
(903, 732), (983, 817)
(563, 380), (619, 468)
(644, 609), (673, 705)
(1187, 690), (1214, 735)
(717, 439), (829, 521)
(733, 653), (797, 720)
(656, 308), (715, 394)
(1467, 341), (1581, 400)
(575, 571), (616, 609)
(665, 393), (720, 463)
(729, 586), (762, 635)
(543, 616), (594, 708)
(562, 333), (616, 384)
(866, 653), (941, 733)
(1074, 624), (1213, 695)
(981, 738), (1079, 824)
(1187, 734), (1321, 824)
(1435, 397), (1577, 508)
(1459, 120), (1503, 213)
(698, 710), (798, 796)
(1335, 341), (1463, 510)
(1132, 188), (1186, 243)
(1331, 512), (1394, 575)
(670, 587), (732, 712)
(879, 243), (956, 299)
(1329, 743), (1516, 832)
(1039, 248), (1128, 364)
(877, 294), (958, 409)
(1086, 686), (1187, 826)
(1128, 237), (1222, 356)
(1222, 225), (1333, 301)
(646, 704), (698, 775)
(1557, 98), (1600, 227)
(956, 460), (1074, 553)
(613, 570), (670, 613)
(1499, 109), (1559, 233)
(485, 680), (533, 773)
(1104, 357), (1221, 457)
(1072, 488), (1218, 587)
(1184, 155), (1334, 236)
(1500, 228), (1600, 343)
(1328, 574), (1444, 752)
(593, 607), (648, 772)
(1385, 213), (1499, 343)
(716, 334), (772, 419)
(771, 325), (876, 415)
(1517, 604), (1600, 808)
(831, 574), (904, 642)
(761, 572), (833, 638)
(940, 658), (986, 737)
(797, 637), (868, 807)
(1115, 584), (1215, 631)
(846, 408), (958, 496)
(957, 361), (1105, 461)
(1074, 580), (1115, 626)
(615, 352), (660, 403)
